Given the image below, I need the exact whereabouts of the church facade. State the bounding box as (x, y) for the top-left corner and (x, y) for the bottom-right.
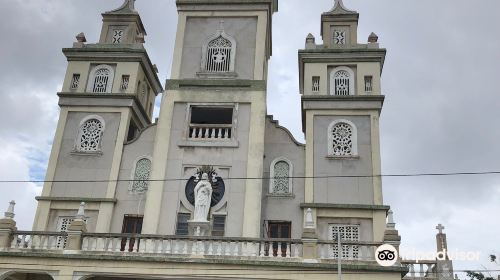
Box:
(0, 0), (413, 279)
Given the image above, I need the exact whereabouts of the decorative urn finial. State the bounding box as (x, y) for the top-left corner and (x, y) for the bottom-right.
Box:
(4, 200), (15, 219)
(75, 202), (86, 221)
(386, 209), (396, 229)
(368, 32), (379, 43)
(76, 32), (87, 43)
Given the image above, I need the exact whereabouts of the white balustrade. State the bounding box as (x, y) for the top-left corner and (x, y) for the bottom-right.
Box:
(402, 261), (438, 280)
(188, 125), (232, 140)
(10, 232), (66, 250)
(8, 232), (306, 261)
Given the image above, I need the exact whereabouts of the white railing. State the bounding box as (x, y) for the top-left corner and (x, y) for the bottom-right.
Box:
(9, 231), (68, 250)
(317, 241), (381, 262)
(188, 124), (232, 140)
(81, 234), (302, 258)
(402, 261), (438, 280)
(4, 231), (391, 264)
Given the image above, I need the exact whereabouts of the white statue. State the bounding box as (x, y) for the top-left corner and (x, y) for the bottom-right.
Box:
(193, 173), (213, 222)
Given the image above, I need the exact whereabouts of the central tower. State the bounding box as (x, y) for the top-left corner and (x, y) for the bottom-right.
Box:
(142, 0), (278, 236)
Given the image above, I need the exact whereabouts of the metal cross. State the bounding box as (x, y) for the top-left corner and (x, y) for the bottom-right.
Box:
(436, 224), (445, 234)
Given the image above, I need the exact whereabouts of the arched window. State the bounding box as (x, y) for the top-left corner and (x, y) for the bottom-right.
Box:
(328, 119), (358, 157)
(87, 64), (114, 93)
(205, 36), (232, 72)
(130, 157), (152, 194)
(75, 115), (105, 153)
(330, 66), (355, 96)
(200, 22), (237, 74)
(269, 158), (293, 195)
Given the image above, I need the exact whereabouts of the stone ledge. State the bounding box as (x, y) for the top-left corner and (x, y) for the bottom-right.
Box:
(300, 203), (390, 211)
(35, 197), (117, 203)
(177, 139), (239, 148)
(301, 95), (385, 102)
(166, 79), (266, 91)
(0, 251), (408, 274)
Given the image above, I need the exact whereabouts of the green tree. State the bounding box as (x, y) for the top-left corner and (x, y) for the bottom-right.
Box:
(465, 271), (495, 280)
(465, 255), (498, 280)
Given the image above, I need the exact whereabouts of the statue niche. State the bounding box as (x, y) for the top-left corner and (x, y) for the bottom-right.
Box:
(185, 166), (226, 236)
(185, 166), (225, 209)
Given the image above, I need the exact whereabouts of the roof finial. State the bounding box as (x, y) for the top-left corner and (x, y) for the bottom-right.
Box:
(4, 200), (15, 219)
(75, 202), (86, 221)
(328, 0), (356, 14)
(106, 0), (137, 14)
(386, 209), (396, 229)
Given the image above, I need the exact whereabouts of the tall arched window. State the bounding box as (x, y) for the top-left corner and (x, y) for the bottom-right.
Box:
(328, 119), (358, 157)
(87, 64), (115, 93)
(269, 157), (293, 195)
(75, 115), (105, 153)
(130, 157), (152, 194)
(330, 66), (355, 96)
(200, 22), (237, 74)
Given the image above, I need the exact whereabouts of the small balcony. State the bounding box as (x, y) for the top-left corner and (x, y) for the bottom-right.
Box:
(188, 124), (232, 140)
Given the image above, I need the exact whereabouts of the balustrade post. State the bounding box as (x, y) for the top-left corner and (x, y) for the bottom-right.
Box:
(301, 239), (318, 261)
(66, 203), (88, 251)
(66, 219), (87, 251)
(0, 201), (17, 251)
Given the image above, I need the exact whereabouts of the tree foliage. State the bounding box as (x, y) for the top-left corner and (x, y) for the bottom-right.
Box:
(465, 271), (495, 280)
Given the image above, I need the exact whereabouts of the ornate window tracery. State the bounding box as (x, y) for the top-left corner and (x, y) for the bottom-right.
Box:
(75, 115), (105, 154)
(328, 119), (358, 157)
(334, 70), (350, 95)
(329, 224), (360, 259)
(112, 29), (125, 44)
(200, 21), (237, 75)
(87, 65), (114, 93)
(206, 36), (232, 72)
(330, 66), (355, 96)
(334, 30), (346, 45)
(269, 158), (293, 195)
(130, 157), (152, 194)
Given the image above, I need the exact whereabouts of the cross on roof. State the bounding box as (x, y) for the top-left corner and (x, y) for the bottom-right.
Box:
(436, 224), (445, 234)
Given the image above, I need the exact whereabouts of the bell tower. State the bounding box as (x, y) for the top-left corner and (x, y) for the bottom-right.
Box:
(299, 0), (389, 245)
(142, 0), (278, 236)
(33, 0), (163, 232)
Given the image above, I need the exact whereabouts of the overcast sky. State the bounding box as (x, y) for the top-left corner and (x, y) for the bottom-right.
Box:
(0, 0), (499, 278)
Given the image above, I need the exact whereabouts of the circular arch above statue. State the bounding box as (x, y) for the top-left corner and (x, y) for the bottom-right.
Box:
(185, 166), (225, 208)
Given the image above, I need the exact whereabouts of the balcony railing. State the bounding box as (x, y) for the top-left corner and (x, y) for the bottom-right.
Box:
(401, 260), (438, 280)
(81, 234), (302, 258)
(9, 231), (68, 250)
(2, 231), (392, 264)
(188, 124), (232, 140)
(317, 240), (380, 261)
